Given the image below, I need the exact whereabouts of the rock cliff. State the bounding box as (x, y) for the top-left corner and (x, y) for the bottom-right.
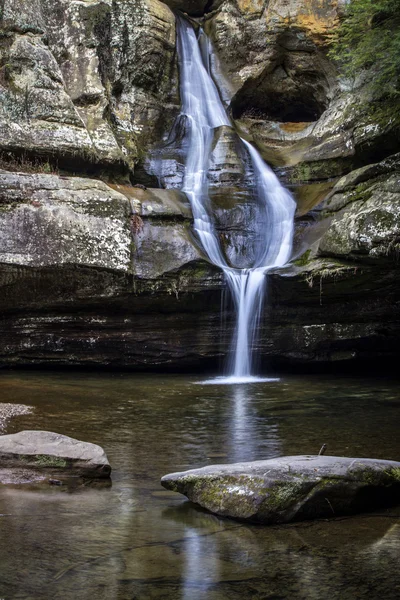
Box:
(0, 0), (399, 370)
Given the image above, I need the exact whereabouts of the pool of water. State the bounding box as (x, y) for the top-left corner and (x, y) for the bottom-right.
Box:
(0, 371), (399, 599)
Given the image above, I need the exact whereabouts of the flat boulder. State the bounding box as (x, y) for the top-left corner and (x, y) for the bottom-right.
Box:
(0, 431), (111, 483)
(161, 455), (400, 524)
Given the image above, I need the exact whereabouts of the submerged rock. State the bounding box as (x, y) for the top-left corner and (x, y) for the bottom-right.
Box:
(161, 455), (400, 524)
(0, 430), (111, 483)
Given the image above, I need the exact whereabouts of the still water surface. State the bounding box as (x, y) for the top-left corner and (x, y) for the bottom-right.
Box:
(0, 371), (399, 599)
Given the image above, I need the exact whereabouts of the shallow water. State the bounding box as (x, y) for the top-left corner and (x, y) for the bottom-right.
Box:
(0, 371), (399, 599)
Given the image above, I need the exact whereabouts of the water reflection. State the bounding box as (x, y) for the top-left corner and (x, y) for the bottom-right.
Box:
(359, 523), (400, 567)
(182, 526), (219, 599)
(0, 372), (399, 598)
(163, 503), (400, 600)
(227, 384), (281, 463)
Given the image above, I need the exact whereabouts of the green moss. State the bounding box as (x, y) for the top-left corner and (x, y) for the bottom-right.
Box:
(293, 249), (312, 267)
(35, 455), (68, 468)
(326, 181), (374, 212)
(302, 261), (355, 290)
(367, 208), (396, 229)
(290, 157), (354, 184)
(186, 475), (313, 517)
(263, 480), (307, 511)
(79, 147), (99, 164)
(367, 98), (400, 131)
(84, 2), (111, 34)
(19, 454), (68, 468)
(351, 467), (394, 486)
(0, 201), (19, 213)
(385, 467), (400, 482)
(189, 475), (267, 516)
(316, 476), (343, 490)
(293, 163), (312, 182)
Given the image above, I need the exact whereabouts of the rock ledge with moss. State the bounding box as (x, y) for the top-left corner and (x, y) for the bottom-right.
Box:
(0, 430), (111, 484)
(161, 455), (400, 524)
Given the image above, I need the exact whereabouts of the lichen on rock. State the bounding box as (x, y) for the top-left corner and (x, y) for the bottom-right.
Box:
(0, 430), (111, 482)
(161, 455), (400, 524)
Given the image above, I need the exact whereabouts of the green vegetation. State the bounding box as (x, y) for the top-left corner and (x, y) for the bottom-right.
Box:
(293, 249), (311, 267)
(34, 455), (68, 468)
(0, 152), (58, 175)
(331, 0), (400, 97)
(263, 481), (307, 511)
(19, 454), (68, 467)
(386, 466), (400, 482)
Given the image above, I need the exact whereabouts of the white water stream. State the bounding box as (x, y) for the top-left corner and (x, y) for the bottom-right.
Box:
(177, 17), (296, 383)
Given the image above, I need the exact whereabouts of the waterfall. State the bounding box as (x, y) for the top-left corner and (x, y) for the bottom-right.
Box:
(177, 17), (296, 383)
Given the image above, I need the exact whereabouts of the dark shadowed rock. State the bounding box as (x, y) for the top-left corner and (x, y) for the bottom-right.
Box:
(161, 455), (400, 524)
(0, 430), (111, 483)
(160, 0), (224, 18)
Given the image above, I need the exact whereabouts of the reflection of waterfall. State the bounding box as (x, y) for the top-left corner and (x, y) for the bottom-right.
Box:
(177, 18), (296, 381)
(229, 385), (281, 462)
(182, 528), (219, 600)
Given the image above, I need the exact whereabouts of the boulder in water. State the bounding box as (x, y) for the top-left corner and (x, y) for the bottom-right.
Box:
(0, 431), (111, 483)
(161, 455), (400, 524)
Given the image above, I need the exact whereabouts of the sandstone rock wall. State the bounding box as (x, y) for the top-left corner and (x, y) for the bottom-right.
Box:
(0, 0), (179, 174)
(0, 0), (399, 370)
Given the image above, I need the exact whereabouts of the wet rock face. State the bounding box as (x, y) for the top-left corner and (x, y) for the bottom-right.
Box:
(229, 32), (331, 123)
(161, 455), (400, 524)
(207, 126), (265, 268)
(121, 186), (204, 278)
(201, 0), (400, 188)
(317, 155), (400, 262)
(0, 171), (132, 271)
(265, 153), (400, 368)
(0, 171), (213, 292)
(0, 171), (226, 370)
(0, 0), (179, 173)
(92, 0), (179, 166)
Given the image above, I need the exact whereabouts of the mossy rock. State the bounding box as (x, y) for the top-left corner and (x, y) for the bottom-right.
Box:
(0, 430), (111, 481)
(161, 455), (400, 524)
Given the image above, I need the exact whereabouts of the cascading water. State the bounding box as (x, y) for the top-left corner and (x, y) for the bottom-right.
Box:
(177, 17), (296, 383)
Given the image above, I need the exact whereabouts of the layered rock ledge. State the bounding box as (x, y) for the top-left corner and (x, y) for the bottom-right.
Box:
(161, 455), (400, 524)
(0, 158), (399, 370)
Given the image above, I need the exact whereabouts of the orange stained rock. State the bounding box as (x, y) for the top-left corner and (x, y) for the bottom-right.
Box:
(237, 0), (342, 44)
(279, 122), (311, 133)
(236, 0), (265, 15)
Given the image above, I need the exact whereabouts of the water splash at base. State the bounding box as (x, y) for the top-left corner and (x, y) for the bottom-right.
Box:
(198, 376), (280, 385)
